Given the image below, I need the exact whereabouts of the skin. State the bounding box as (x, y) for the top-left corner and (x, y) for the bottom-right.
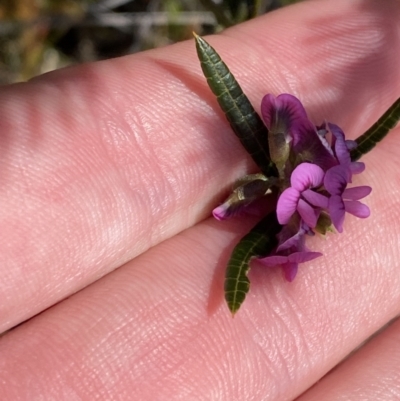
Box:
(1, 0), (400, 399)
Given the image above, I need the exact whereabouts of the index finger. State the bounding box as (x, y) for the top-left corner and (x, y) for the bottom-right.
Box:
(1, 0), (399, 333)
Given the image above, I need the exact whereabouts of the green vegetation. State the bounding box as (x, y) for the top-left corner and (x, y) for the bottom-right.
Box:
(0, 0), (303, 84)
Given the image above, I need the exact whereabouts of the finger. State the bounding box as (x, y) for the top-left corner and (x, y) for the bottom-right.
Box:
(1, 0), (399, 334)
(0, 25), (249, 331)
(0, 185), (399, 401)
(296, 317), (400, 401)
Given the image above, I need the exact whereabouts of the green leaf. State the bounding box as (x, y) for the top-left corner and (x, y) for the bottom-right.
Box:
(224, 211), (281, 315)
(350, 97), (400, 161)
(194, 33), (276, 177)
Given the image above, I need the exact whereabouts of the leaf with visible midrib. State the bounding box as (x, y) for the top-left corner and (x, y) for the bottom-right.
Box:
(194, 33), (276, 177)
(225, 212), (281, 315)
(351, 98), (400, 161)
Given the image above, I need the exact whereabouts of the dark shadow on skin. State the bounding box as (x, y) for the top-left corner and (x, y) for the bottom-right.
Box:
(154, 57), (223, 119)
(0, 81), (50, 184)
(204, 215), (256, 316)
(205, 196), (278, 316)
(154, 56), (263, 214)
(205, 218), (286, 318)
(154, 57), (259, 169)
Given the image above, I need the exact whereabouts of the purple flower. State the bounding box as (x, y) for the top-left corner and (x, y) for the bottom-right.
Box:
(213, 92), (373, 286)
(277, 163), (328, 228)
(324, 165), (371, 232)
(212, 175), (274, 220)
(328, 122), (352, 166)
(327, 123), (365, 181)
(258, 220), (322, 281)
(261, 94), (337, 172)
(213, 204), (231, 221)
(276, 162), (371, 234)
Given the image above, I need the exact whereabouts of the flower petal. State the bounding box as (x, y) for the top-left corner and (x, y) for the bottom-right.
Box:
(261, 94), (337, 171)
(324, 165), (348, 195)
(277, 187), (300, 224)
(293, 123), (337, 171)
(345, 140), (357, 150)
(350, 162), (365, 174)
(212, 205), (231, 221)
(261, 93), (309, 138)
(297, 198), (319, 228)
(316, 122), (335, 156)
(290, 163), (325, 190)
(302, 189), (329, 208)
(260, 94), (278, 131)
(328, 195), (345, 233)
(282, 262), (298, 282)
(288, 251), (323, 264)
(343, 186), (372, 200)
(276, 221), (305, 252)
(344, 201), (370, 218)
(328, 122), (351, 165)
(258, 255), (288, 266)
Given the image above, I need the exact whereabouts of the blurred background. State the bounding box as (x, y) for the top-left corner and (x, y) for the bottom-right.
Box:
(0, 0), (302, 84)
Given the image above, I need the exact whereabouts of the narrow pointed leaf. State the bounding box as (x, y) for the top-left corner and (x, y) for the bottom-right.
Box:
(194, 33), (276, 176)
(225, 211), (281, 315)
(351, 97), (400, 161)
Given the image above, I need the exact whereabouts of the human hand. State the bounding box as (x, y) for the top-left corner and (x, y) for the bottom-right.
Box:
(1, 0), (400, 399)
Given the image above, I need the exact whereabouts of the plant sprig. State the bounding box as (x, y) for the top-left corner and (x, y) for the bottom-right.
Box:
(194, 33), (400, 315)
